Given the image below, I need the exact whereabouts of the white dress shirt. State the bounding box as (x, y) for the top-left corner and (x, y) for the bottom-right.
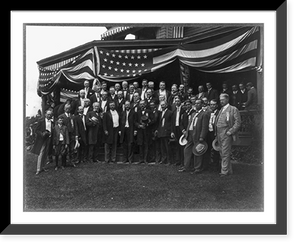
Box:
(175, 106), (181, 127)
(45, 118), (52, 133)
(125, 110), (130, 128)
(110, 110), (119, 128)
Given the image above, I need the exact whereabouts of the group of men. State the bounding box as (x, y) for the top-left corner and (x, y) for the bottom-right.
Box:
(32, 78), (255, 177)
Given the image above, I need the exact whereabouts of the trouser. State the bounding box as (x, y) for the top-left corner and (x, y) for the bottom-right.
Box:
(68, 133), (75, 162)
(77, 140), (87, 162)
(183, 131), (194, 170)
(122, 127), (133, 162)
(138, 129), (149, 162)
(159, 136), (170, 164)
(174, 126), (184, 166)
(205, 131), (220, 170)
(217, 127), (233, 175)
(104, 128), (118, 162)
(36, 137), (51, 172)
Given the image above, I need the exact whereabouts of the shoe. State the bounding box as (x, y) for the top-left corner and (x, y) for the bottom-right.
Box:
(178, 168), (186, 173)
(35, 171), (40, 175)
(219, 173), (227, 177)
(122, 160), (129, 164)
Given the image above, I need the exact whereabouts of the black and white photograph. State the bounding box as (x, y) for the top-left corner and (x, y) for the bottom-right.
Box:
(24, 23), (264, 212)
(7, 7), (289, 238)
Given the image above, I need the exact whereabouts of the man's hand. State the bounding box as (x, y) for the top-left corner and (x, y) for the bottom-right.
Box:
(104, 130), (109, 135)
(65, 144), (68, 149)
(226, 131), (231, 136)
(199, 138), (204, 142)
(170, 132), (175, 139)
(134, 130), (137, 136)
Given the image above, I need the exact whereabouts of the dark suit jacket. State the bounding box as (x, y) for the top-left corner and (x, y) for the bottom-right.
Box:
(171, 106), (185, 139)
(180, 108), (196, 132)
(126, 92), (135, 103)
(245, 87), (258, 110)
(89, 92), (101, 105)
(31, 118), (54, 155)
(103, 110), (120, 144)
(85, 111), (101, 145)
(58, 112), (75, 134)
(84, 87), (94, 99)
(52, 124), (69, 145)
(74, 114), (87, 145)
(108, 95), (118, 106)
(119, 109), (135, 144)
(116, 98), (125, 114)
(185, 110), (210, 143)
(134, 108), (153, 145)
(207, 88), (219, 102)
(156, 109), (172, 138)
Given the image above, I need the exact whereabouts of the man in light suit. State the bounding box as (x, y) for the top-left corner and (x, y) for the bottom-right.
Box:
(178, 99), (210, 174)
(215, 93), (241, 177)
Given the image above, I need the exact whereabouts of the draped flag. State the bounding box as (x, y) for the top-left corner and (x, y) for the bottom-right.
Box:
(154, 26), (261, 73)
(95, 47), (176, 82)
(38, 48), (96, 95)
(37, 26), (261, 94)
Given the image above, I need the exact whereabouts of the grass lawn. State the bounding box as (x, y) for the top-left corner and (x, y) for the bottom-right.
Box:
(24, 151), (263, 211)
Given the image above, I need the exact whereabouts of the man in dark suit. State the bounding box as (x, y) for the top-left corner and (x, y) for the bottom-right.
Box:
(83, 80), (94, 99)
(121, 81), (129, 99)
(238, 83), (248, 110)
(99, 91), (109, 113)
(206, 82), (219, 102)
(58, 104), (76, 167)
(205, 99), (220, 171)
(103, 101), (120, 163)
(178, 99), (210, 174)
(134, 100), (153, 165)
(131, 92), (140, 113)
(119, 101), (135, 164)
(86, 102), (101, 162)
(170, 97), (185, 167)
(133, 81), (141, 96)
(148, 101), (160, 163)
(116, 90), (125, 114)
(230, 85), (239, 108)
(126, 84), (135, 103)
(155, 100), (173, 165)
(145, 89), (159, 106)
(155, 81), (170, 103)
(180, 100), (195, 133)
(74, 106), (88, 164)
(90, 85), (101, 105)
(140, 79), (148, 100)
(244, 82), (258, 110)
(108, 86), (118, 105)
(168, 84), (179, 111)
(31, 109), (54, 175)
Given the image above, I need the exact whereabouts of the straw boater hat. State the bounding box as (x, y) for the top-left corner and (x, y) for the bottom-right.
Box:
(179, 134), (188, 146)
(212, 139), (221, 151)
(192, 140), (208, 156)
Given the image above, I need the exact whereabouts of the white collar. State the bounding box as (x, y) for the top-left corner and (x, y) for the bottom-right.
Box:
(222, 103), (230, 111)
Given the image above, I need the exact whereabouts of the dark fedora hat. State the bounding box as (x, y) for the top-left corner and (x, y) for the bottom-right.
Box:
(192, 140), (208, 156)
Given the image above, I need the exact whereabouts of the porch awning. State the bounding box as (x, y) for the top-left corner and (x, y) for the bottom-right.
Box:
(100, 26), (134, 40)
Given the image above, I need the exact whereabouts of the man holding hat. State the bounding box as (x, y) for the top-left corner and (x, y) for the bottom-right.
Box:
(178, 99), (210, 174)
(215, 93), (241, 177)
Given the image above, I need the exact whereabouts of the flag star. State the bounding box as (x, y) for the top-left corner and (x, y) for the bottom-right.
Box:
(118, 55), (122, 58)
(120, 69), (124, 72)
(128, 63), (132, 67)
(116, 61), (120, 65)
(143, 55), (147, 59)
(137, 55), (141, 59)
(135, 63), (138, 67)
(104, 73), (107, 75)
(114, 68), (118, 71)
(106, 52), (110, 56)
(102, 65), (106, 68)
(144, 69), (148, 71)
(122, 62), (126, 66)
(110, 60), (114, 64)
(133, 74), (136, 77)
(112, 54), (116, 57)
(126, 70), (130, 73)
(110, 74), (114, 76)
(141, 63), (145, 67)
(100, 50), (103, 54)
(131, 56), (135, 59)
(108, 66), (112, 70)
(125, 55), (128, 59)
(104, 58), (108, 62)
(132, 70), (136, 73)
(138, 70), (142, 73)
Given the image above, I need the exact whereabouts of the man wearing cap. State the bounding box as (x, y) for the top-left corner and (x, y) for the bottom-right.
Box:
(215, 93), (241, 177)
(178, 99), (210, 174)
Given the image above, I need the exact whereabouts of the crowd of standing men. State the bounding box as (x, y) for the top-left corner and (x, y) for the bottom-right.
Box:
(31, 78), (258, 177)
